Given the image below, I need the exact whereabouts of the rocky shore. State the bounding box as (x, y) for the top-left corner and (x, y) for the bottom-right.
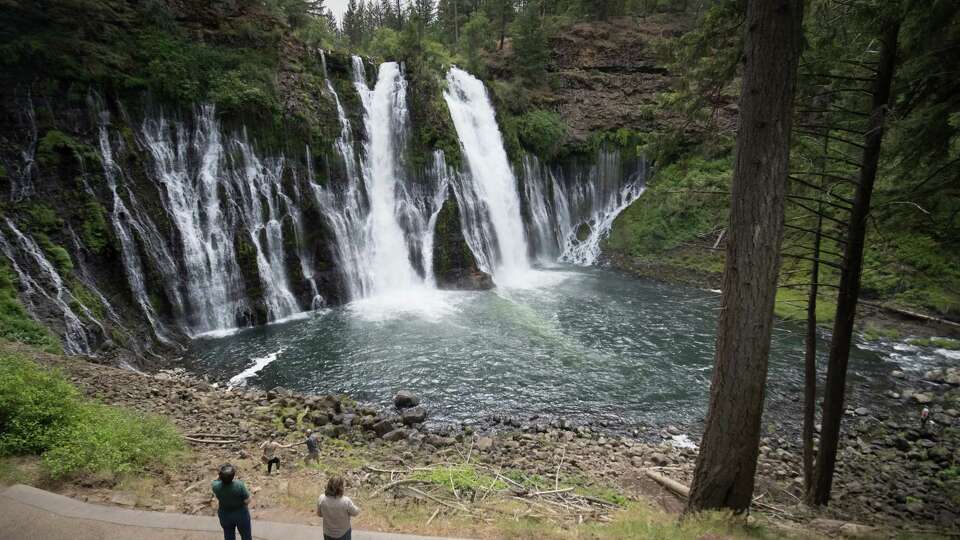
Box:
(28, 347), (958, 535)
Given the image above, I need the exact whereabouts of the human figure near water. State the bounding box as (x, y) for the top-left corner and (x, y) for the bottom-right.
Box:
(260, 433), (296, 475)
(317, 475), (361, 540)
(211, 464), (252, 540)
(304, 428), (320, 465)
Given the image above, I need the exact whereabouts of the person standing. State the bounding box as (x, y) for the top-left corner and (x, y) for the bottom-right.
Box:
(317, 476), (360, 540)
(211, 464), (252, 540)
(260, 434), (295, 475)
(304, 429), (320, 465)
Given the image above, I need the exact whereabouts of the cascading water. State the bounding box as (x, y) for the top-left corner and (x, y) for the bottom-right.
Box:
(521, 150), (647, 266)
(96, 107), (181, 343)
(4, 60), (650, 354)
(140, 106), (302, 335)
(356, 61), (425, 294)
(312, 55), (446, 303)
(443, 68), (532, 283)
(0, 220), (92, 354)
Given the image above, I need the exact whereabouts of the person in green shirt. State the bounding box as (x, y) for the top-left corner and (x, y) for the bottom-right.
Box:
(211, 464), (252, 540)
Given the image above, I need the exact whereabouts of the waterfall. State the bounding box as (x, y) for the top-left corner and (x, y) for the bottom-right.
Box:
(0, 220), (91, 354)
(2, 60), (654, 353)
(313, 56), (445, 301)
(443, 68), (531, 283)
(96, 108), (181, 342)
(356, 61), (426, 295)
(140, 106), (302, 335)
(521, 149), (647, 266)
(310, 54), (369, 299)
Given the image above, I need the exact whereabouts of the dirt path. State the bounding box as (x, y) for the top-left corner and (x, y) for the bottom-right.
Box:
(0, 484), (466, 540)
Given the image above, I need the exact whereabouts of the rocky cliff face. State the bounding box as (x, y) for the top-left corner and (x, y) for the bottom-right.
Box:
(546, 17), (688, 142)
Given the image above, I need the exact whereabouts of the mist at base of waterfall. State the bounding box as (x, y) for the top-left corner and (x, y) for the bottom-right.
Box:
(186, 266), (926, 432)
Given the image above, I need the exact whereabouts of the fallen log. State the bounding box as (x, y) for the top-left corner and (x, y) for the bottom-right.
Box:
(183, 436), (237, 444)
(644, 469), (690, 497)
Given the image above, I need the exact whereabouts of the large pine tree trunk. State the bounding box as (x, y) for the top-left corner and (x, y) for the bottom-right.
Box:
(685, 0), (804, 514)
(809, 20), (901, 507)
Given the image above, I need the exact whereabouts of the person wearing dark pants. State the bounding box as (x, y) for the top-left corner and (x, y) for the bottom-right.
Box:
(211, 464), (253, 540)
(260, 433), (295, 475)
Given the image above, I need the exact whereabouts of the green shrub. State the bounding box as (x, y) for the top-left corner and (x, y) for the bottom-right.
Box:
(42, 402), (183, 479)
(516, 109), (568, 159)
(0, 355), (80, 455)
(36, 131), (99, 170)
(0, 351), (184, 479)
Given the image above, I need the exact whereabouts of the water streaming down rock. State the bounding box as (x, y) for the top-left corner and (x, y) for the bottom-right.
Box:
(443, 68), (532, 282)
(3, 61), (651, 354)
(141, 106), (301, 334)
(0, 219), (92, 354)
(96, 107), (182, 343)
(312, 55), (446, 301)
(521, 150), (647, 266)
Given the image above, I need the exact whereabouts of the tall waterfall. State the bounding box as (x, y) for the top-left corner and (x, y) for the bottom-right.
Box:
(312, 56), (446, 303)
(443, 67), (532, 282)
(356, 62), (425, 294)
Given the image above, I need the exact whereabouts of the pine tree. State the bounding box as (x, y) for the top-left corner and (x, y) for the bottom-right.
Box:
(511, 3), (548, 79)
(685, 0), (805, 514)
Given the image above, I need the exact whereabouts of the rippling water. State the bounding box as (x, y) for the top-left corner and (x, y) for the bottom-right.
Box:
(186, 267), (952, 431)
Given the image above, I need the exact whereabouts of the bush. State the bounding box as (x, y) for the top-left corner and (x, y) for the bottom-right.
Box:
(0, 351), (184, 479)
(516, 109), (568, 159)
(43, 402), (183, 479)
(0, 355), (80, 455)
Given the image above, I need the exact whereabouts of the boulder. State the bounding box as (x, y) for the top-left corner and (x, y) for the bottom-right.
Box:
(373, 419), (395, 437)
(913, 393), (933, 404)
(476, 436), (494, 451)
(393, 391), (420, 409)
(401, 406), (427, 425)
(382, 429), (408, 442)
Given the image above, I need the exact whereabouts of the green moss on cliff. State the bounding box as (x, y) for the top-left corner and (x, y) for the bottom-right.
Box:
(80, 200), (110, 255)
(606, 156), (730, 256)
(0, 261), (61, 353)
(36, 131), (100, 171)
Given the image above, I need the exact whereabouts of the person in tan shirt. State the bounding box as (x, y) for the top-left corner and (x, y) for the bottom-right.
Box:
(317, 476), (360, 540)
(259, 433), (296, 475)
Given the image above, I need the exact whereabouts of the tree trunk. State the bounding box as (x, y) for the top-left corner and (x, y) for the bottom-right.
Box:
(685, 0), (804, 514)
(802, 139), (826, 493)
(809, 20), (901, 507)
(498, 9), (506, 50)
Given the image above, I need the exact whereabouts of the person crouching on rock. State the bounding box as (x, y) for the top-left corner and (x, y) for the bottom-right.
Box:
(212, 464), (252, 540)
(260, 433), (295, 475)
(317, 475), (360, 540)
(304, 429), (320, 465)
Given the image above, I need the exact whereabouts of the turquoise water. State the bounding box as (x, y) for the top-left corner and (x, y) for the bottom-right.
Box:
(186, 267), (921, 431)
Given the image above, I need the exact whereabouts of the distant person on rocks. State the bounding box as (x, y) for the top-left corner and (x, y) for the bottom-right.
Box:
(260, 433), (295, 475)
(211, 464), (252, 540)
(317, 476), (360, 540)
(304, 429), (320, 465)
(921, 406), (930, 430)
